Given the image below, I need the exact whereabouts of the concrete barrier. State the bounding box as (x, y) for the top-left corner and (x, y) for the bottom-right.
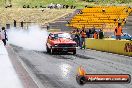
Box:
(85, 38), (132, 56)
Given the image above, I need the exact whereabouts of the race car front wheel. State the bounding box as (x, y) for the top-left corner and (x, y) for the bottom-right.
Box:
(50, 47), (54, 55)
(46, 46), (50, 53)
(73, 50), (76, 55)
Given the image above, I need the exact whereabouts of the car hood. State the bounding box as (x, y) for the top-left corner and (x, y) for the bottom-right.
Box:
(51, 38), (76, 44)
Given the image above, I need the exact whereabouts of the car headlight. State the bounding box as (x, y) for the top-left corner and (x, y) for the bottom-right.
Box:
(54, 44), (58, 47)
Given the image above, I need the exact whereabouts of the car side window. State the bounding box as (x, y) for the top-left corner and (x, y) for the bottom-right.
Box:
(48, 34), (56, 40)
(48, 33), (52, 39)
(51, 34), (55, 39)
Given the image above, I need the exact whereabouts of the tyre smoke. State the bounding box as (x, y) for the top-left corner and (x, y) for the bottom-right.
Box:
(7, 25), (48, 51)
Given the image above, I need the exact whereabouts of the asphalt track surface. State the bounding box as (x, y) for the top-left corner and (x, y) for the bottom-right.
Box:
(11, 46), (132, 88)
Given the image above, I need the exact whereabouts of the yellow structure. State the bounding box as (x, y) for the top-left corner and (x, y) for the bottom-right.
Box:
(85, 38), (132, 56)
(68, 6), (132, 32)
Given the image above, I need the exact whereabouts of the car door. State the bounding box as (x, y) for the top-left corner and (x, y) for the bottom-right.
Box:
(47, 34), (52, 48)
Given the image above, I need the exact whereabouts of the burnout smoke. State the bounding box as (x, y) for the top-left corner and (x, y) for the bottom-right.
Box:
(7, 25), (48, 51)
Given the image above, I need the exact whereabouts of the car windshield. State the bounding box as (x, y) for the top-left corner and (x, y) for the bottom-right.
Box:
(54, 33), (71, 39)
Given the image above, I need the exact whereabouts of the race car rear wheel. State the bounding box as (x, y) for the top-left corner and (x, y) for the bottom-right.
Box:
(50, 47), (54, 55)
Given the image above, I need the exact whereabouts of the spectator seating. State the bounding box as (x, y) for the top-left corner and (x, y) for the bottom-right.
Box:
(68, 6), (132, 32)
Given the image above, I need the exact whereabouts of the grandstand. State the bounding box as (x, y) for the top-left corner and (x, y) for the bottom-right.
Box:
(68, 6), (132, 32)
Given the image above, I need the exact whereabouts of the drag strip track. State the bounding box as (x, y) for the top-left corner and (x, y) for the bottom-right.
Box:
(12, 46), (132, 88)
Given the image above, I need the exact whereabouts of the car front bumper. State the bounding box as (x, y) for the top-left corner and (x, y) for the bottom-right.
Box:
(52, 47), (76, 52)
